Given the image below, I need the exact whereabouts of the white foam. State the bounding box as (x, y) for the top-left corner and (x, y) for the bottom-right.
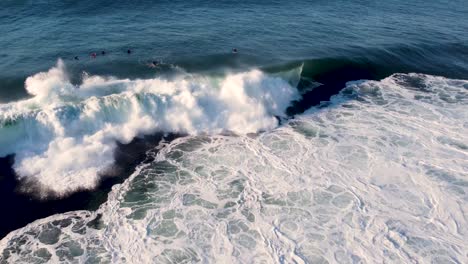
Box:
(1, 73), (467, 263)
(0, 60), (300, 196)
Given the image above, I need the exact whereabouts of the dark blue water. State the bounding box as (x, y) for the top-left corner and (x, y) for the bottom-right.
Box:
(0, 0), (467, 240)
(1, 0), (467, 102)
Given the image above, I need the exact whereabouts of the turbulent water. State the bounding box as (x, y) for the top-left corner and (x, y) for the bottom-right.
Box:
(1, 73), (467, 263)
(1, 0), (468, 263)
(0, 60), (301, 196)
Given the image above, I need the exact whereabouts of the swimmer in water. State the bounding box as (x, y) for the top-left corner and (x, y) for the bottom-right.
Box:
(101, 51), (106, 55)
(74, 56), (79, 60)
(91, 52), (97, 59)
(127, 49), (132, 54)
(148, 60), (160, 68)
(232, 48), (238, 53)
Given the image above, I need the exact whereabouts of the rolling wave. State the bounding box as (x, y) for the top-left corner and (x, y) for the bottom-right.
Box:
(0, 60), (301, 196)
(1, 73), (466, 263)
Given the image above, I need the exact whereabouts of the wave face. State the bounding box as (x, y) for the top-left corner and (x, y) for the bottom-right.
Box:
(0, 60), (300, 196)
(1, 73), (466, 263)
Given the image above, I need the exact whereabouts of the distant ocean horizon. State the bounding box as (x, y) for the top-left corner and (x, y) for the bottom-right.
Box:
(1, 0), (467, 263)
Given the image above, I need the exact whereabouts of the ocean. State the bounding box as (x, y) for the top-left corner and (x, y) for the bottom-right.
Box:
(0, 0), (467, 263)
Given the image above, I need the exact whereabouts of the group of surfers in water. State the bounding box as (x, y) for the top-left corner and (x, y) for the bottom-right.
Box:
(73, 48), (238, 68)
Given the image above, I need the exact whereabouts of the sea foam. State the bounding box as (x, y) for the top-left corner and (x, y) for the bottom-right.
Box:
(1, 73), (466, 263)
(0, 60), (301, 196)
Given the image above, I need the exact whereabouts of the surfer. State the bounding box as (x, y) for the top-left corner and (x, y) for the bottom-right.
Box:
(74, 56), (79, 60)
(147, 60), (160, 68)
(232, 48), (238, 54)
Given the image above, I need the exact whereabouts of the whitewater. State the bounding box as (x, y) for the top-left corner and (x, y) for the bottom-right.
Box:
(0, 62), (466, 263)
(0, 60), (300, 196)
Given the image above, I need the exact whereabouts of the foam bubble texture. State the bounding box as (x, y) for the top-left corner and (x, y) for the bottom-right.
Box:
(0, 60), (300, 196)
(1, 73), (467, 263)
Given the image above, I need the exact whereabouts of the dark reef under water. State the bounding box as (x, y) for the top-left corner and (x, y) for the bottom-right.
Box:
(1, 0), (467, 240)
(2, 42), (468, 237)
(0, 133), (179, 238)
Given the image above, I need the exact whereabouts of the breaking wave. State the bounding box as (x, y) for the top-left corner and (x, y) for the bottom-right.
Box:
(0, 60), (301, 196)
(1, 73), (466, 263)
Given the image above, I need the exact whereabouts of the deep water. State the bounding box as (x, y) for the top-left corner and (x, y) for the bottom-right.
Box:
(1, 0), (467, 102)
(0, 0), (467, 262)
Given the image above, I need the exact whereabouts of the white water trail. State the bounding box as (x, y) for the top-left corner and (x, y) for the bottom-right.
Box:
(0, 60), (301, 196)
(1, 73), (466, 263)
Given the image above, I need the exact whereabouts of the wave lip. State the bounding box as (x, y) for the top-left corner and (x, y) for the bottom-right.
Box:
(1, 73), (466, 263)
(0, 60), (301, 197)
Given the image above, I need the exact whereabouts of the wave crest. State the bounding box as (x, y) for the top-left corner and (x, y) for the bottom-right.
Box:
(0, 60), (301, 196)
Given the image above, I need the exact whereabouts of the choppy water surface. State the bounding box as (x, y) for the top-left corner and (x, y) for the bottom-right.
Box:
(1, 73), (467, 263)
(0, 0), (467, 263)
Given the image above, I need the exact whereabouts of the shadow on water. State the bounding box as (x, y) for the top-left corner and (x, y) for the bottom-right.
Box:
(1, 42), (468, 238)
(288, 62), (373, 116)
(0, 133), (180, 239)
(0, 77), (31, 104)
(285, 43), (468, 116)
(0, 60), (376, 239)
(283, 57), (381, 116)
